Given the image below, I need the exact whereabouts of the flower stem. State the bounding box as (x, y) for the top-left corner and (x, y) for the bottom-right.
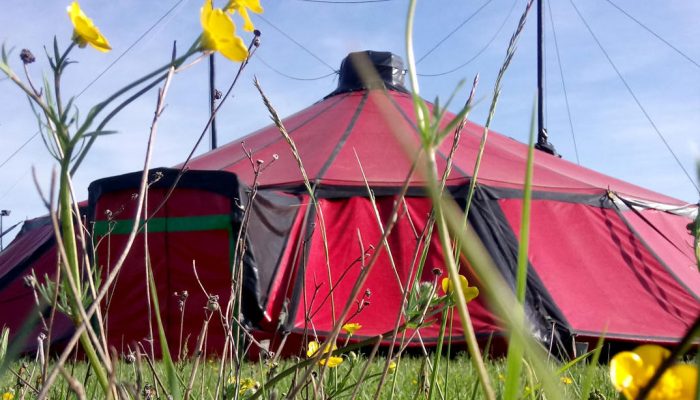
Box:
(58, 161), (80, 295)
(427, 308), (449, 400)
(429, 152), (495, 400)
(58, 163), (110, 393)
(405, 1), (494, 398)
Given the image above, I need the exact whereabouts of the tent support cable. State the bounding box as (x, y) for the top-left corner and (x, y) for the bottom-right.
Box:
(568, 0), (700, 195)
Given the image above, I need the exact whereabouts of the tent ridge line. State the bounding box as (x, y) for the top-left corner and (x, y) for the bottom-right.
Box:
(256, 183), (612, 206)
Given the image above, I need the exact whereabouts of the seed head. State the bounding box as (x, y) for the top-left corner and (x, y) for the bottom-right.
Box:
(20, 49), (35, 64)
(23, 274), (38, 289)
(207, 295), (220, 312)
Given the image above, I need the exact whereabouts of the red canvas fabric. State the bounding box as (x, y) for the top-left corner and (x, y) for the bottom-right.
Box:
(0, 223), (53, 279)
(621, 208), (700, 299)
(0, 241), (74, 350)
(283, 196), (499, 344)
(500, 199), (699, 341)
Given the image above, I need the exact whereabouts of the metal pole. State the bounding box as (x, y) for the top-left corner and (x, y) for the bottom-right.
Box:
(537, 0), (545, 144)
(0, 210), (8, 251)
(209, 54), (218, 150)
(535, 0), (557, 156)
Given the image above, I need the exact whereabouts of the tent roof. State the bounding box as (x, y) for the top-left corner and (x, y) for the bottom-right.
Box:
(187, 88), (684, 205)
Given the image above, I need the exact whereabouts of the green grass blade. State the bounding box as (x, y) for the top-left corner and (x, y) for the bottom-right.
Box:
(580, 333), (606, 400)
(147, 258), (181, 399)
(503, 100), (537, 399)
(0, 326), (8, 369)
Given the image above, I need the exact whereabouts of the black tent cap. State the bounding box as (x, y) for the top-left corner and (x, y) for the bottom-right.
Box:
(326, 50), (408, 97)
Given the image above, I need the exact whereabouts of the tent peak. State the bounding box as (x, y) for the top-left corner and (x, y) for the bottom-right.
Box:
(326, 50), (409, 98)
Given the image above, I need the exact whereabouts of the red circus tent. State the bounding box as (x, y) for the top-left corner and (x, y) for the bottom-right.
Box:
(1, 51), (697, 357)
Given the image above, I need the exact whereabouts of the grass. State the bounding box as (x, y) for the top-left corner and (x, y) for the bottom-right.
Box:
(1, 355), (619, 399)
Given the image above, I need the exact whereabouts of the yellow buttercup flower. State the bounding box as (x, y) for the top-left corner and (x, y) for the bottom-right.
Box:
(66, 1), (111, 52)
(238, 377), (260, 396)
(307, 340), (343, 368)
(441, 274), (479, 302)
(2, 391), (14, 400)
(225, 0), (263, 32)
(610, 344), (698, 399)
(388, 360), (397, 373)
(342, 322), (362, 335)
(560, 376), (573, 385)
(200, 0), (248, 62)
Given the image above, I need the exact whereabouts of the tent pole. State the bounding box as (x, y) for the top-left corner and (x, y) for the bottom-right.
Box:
(209, 54), (218, 150)
(535, 0), (557, 156)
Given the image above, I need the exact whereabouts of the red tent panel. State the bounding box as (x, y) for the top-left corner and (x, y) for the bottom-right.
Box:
(621, 208), (700, 299)
(0, 242), (74, 348)
(187, 93), (362, 187)
(286, 196), (500, 343)
(500, 199), (699, 341)
(0, 223), (53, 280)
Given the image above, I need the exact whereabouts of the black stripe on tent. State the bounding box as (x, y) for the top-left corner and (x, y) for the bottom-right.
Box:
(464, 186), (573, 349)
(609, 198), (700, 303)
(257, 195), (311, 322)
(467, 186), (611, 206)
(571, 329), (687, 343)
(315, 91), (370, 183)
(243, 190), (302, 315)
(260, 182), (612, 207)
(283, 203), (319, 333)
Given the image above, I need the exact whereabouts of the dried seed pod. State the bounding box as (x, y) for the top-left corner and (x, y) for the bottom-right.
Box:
(20, 49), (35, 64)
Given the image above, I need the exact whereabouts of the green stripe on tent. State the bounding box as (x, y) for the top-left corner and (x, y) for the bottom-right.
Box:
(93, 214), (232, 236)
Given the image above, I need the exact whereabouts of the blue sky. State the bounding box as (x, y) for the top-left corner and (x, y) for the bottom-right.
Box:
(1, 0), (698, 242)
